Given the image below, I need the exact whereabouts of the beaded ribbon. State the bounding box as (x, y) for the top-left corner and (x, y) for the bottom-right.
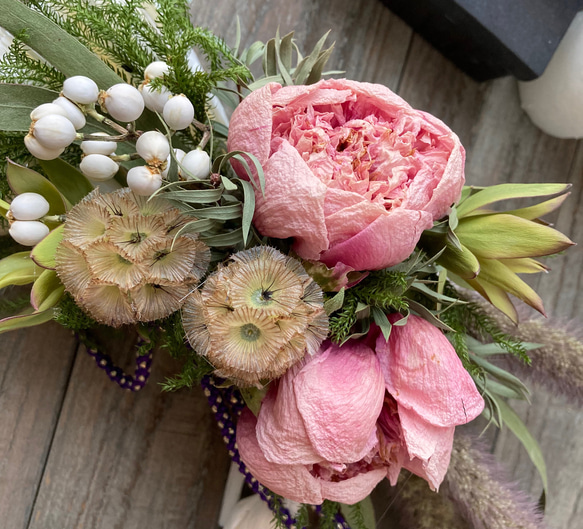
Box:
(78, 330), (154, 391)
(201, 376), (351, 529)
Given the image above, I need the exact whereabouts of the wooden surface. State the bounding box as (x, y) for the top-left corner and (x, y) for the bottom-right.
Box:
(1, 0), (582, 527)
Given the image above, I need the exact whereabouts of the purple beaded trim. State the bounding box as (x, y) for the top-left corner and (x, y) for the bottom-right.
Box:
(79, 332), (153, 391)
(201, 376), (350, 529)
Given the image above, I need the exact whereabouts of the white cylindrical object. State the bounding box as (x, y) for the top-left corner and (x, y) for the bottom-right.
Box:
(181, 149), (211, 180)
(127, 165), (162, 196)
(144, 61), (169, 81)
(139, 82), (172, 113)
(30, 103), (68, 122)
(136, 130), (170, 165)
(9, 220), (49, 246)
(163, 94), (195, 130)
(80, 154), (119, 181)
(102, 83), (145, 122)
(53, 96), (87, 130)
(32, 114), (77, 149)
(62, 75), (100, 105)
(24, 135), (65, 160)
(81, 133), (117, 156)
(519, 12), (583, 138)
(10, 192), (50, 221)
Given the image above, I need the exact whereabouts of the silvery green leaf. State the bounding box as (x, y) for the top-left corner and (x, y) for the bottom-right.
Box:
(371, 307), (392, 341)
(191, 203), (242, 220)
(163, 188), (224, 204)
(239, 179), (255, 245)
(247, 74), (284, 91)
(407, 300), (453, 331)
(305, 44), (335, 85)
(262, 38), (277, 77)
(324, 288), (345, 315)
(293, 30), (331, 84)
(201, 228), (244, 247)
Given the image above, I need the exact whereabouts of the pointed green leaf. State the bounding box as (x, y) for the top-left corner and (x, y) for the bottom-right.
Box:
(31, 269), (64, 311)
(407, 300), (453, 331)
(243, 41), (265, 67)
(239, 179), (255, 245)
(496, 397), (548, 494)
(201, 228), (243, 247)
(163, 188), (224, 204)
(0, 307), (55, 334)
(39, 158), (94, 205)
(504, 193), (570, 221)
(305, 44), (335, 85)
(498, 258), (548, 274)
(324, 288), (345, 315)
(0, 84), (59, 132)
(293, 30), (331, 84)
(30, 224), (64, 270)
(7, 160), (67, 215)
(468, 276), (518, 323)
(0, 251), (42, 288)
(189, 203), (242, 220)
(0, 198), (10, 219)
(457, 214), (574, 259)
(273, 28), (293, 86)
(262, 38), (277, 77)
(371, 306), (392, 341)
(456, 183), (570, 218)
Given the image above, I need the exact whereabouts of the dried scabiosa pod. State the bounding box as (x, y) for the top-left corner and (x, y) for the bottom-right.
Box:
(182, 246), (329, 387)
(55, 188), (210, 326)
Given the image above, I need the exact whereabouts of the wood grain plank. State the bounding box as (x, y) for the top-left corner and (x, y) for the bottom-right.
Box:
(27, 329), (230, 529)
(0, 322), (77, 529)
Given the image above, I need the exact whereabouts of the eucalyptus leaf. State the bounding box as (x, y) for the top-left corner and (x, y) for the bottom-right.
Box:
(324, 288), (345, 315)
(305, 44), (335, 85)
(293, 30), (331, 84)
(239, 179), (255, 245)
(173, 218), (218, 239)
(0, 84), (58, 132)
(163, 188), (224, 204)
(191, 203), (242, 220)
(371, 306), (392, 341)
(496, 397), (548, 494)
(262, 38), (277, 77)
(39, 158), (93, 205)
(220, 176), (238, 191)
(407, 300), (452, 331)
(201, 228), (243, 247)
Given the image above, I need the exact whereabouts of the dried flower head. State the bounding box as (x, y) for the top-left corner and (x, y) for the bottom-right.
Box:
(182, 246), (329, 387)
(55, 188), (210, 326)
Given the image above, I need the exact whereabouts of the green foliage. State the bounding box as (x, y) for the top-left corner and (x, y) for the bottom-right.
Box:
(441, 283), (531, 368)
(267, 493), (293, 529)
(294, 503), (311, 529)
(53, 293), (97, 331)
(328, 269), (409, 344)
(0, 32), (65, 90)
(319, 500), (341, 529)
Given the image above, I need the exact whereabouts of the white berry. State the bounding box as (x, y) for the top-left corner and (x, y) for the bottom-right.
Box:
(127, 165), (162, 196)
(81, 132), (117, 156)
(101, 83), (145, 122)
(32, 114), (77, 149)
(163, 94), (194, 130)
(9, 220), (49, 246)
(62, 76), (99, 105)
(10, 193), (50, 221)
(139, 82), (172, 113)
(144, 61), (169, 81)
(52, 96), (86, 130)
(80, 154), (119, 181)
(30, 103), (68, 122)
(24, 135), (65, 160)
(181, 149), (211, 180)
(135, 130), (170, 166)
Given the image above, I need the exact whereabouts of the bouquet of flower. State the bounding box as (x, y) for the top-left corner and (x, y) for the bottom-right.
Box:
(0, 1), (579, 527)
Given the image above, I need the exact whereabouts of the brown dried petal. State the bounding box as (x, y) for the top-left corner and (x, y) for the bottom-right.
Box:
(130, 282), (189, 321)
(80, 284), (135, 326)
(54, 240), (92, 297)
(84, 241), (146, 289)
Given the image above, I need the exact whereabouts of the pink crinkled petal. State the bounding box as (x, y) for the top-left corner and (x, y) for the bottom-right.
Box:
(293, 343), (385, 464)
(272, 85), (354, 108)
(399, 406), (455, 491)
(325, 198), (386, 247)
(236, 408), (325, 504)
(320, 468), (388, 505)
(401, 111), (465, 220)
(253, 140), (329, 260)
(256, 367), (322, 465)
(378, 315), (484, 427)
(227, 82), (279, 169)
(320, 209), (433, 271)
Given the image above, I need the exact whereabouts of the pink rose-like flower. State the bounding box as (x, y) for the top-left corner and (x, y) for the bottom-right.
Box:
(228, 79), (465, 271)
(236, 316), (484, 504)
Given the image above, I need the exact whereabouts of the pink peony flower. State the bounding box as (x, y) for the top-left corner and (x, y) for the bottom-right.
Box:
(236, 316), (484, 504)
(228, 79), (465, 271)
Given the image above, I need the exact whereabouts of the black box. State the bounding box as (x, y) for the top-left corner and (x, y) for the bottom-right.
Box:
(381, 0), (583, 81)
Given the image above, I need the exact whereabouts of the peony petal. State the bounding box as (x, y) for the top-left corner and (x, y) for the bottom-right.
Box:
(256, 367), (323, 465)
(378, 315), (484, 427)
(319, 467), (387, 505)
(237, 408), (324, 504)
(399, 406), (454, 491)
(227, 83), (278, 169)
(293, 343), (385, 463)
(320, 209), (433, 271)
(253, 141), (329, 260)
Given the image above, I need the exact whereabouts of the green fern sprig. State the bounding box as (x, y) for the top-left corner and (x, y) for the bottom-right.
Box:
(0, 34), (65, 90)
